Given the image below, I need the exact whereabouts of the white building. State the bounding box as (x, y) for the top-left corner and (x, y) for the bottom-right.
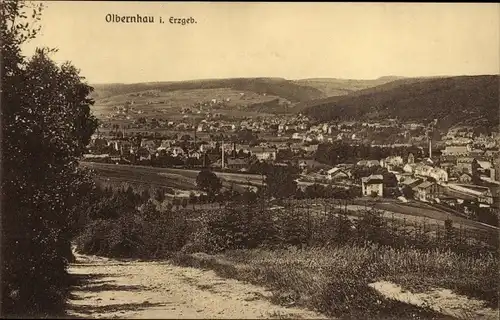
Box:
(361, 175), (384, 197)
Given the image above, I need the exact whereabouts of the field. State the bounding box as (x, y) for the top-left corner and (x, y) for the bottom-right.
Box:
(80, 162), (264, 193)
(91, 87), (283, 121)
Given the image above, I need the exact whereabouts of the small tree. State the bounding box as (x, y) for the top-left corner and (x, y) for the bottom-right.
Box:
(154, 188), (166, 203)
(181, 198), (188, 209)
(141, 189), (151, 203)
(196, 169), (222, 200)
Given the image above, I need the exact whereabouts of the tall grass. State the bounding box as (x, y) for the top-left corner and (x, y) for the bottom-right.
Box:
(173, 244), (497, 319)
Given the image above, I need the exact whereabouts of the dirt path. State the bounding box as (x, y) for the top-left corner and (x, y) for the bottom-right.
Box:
(67, 251), (328, 319)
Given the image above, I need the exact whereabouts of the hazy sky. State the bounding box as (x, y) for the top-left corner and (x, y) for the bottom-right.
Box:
(21, 2), (500, 84)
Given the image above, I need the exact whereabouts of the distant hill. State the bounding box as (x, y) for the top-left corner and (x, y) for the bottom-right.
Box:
(91, 78), (325, 103)
(303, 75), (499, 130)
(293, 76), (406, 97)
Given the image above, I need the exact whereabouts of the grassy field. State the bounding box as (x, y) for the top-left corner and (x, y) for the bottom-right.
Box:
(172, 245), (498, 319)
(91, 87), (286, 121)
(80, 162), (263, 193)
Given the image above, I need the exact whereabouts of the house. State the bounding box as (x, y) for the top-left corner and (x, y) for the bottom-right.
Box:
(429, 167), (449, 182)
(327, 167), (351, 180)
(361, 174), (384, 197)
(381, 156), (404, 170)
(403, 163), (417, 174)
(477, 160), (492, 171)
(296, 159), (329, 171)
(414, 164), (433, 178)
(456, 157), (479, 176)
(249, 147), (277, 161)
(412, 181), (443, 202)
(171, 147), (185, 157)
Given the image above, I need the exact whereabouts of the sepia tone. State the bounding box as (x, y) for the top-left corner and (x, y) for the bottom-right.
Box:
(2, 1), (499, 319)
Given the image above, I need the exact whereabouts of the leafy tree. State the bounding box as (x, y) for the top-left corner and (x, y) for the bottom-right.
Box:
(196, 169), (222, 199)
(154, 188), (166, 203)
(264, 165), (299, 199)
(1, 1), (98, 316)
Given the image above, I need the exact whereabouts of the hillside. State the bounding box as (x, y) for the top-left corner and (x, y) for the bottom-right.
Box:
(293, 76), (406, 98)
(294, 77), (441, 111)
(91, 78), (325, 103)
(303, 75), (499, 130)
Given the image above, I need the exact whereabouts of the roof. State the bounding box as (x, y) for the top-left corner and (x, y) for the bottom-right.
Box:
(457, 157), (476, 163)
(442, 188), (476, 201)
(414, 181), (434, 189)
(250, 147), (276, 153)
(226, 158), (248, 165)
(400, 178), (423, 187)
(362, 174), (384, 184)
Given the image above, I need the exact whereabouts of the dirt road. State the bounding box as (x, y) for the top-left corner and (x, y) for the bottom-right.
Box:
(67, 251), (328, 319)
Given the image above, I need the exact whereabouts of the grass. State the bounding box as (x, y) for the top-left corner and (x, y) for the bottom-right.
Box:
(171, 244), (497, 320)
(80, 162), (264, 192)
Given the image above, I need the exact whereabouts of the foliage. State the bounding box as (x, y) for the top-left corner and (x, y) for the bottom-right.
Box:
(264, 164), (299, 199)
(304, 75), (499, 130)
(315, 141), (422, 167)
(1, 0), (98, 316)
(196, 169), (222, 198)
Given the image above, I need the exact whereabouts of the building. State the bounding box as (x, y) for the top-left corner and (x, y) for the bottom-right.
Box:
(327, 167), (351, 180)
(456, 157), (479, 176)
(225, 158), (249, 171)
(357, 160), (381, 168)
(361, 174), (384, 197)
(249, 147), (277, 161)
(412, 181), (443, 202)
(429, 167), (449, 182)
(443, 184), (494, 207)
(441, 145), (471, 157)
(381, 156), (404, 170)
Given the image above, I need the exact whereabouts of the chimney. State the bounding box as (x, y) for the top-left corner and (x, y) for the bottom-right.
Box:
(428, 138), (432, 159)
(221, 140), (225, 169)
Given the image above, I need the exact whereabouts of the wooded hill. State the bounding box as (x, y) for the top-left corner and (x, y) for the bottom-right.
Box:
(302, 75), (499, 130)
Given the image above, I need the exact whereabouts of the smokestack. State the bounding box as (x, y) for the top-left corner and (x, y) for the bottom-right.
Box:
(221, 140), (225, 169)
(429, 138), (432, 159)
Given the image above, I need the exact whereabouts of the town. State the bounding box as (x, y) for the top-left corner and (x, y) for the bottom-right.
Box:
(83, 101), (500, 227)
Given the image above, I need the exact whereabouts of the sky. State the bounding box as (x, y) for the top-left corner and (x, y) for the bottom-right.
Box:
(21, 2), (500, 84)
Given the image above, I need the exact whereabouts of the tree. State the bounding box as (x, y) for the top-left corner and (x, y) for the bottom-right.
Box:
(1, 1), (98, 316)
(154, 188), (166, 203)
(141, 189), (151, 203)
(181, 198), (188, 209)
(264, 165), (298, 199)
(196, 169), (222, 199)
